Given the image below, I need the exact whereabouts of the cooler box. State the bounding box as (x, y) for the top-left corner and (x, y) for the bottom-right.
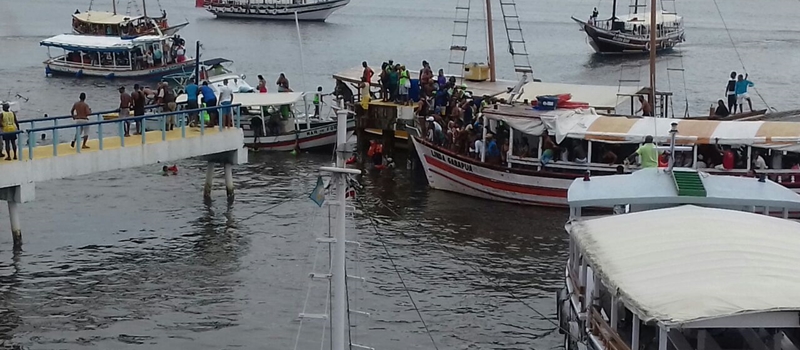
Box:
(536, 95), (559, 110)
(409, 79), (420, 102)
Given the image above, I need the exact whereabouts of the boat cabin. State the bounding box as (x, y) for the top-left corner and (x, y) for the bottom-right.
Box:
(561, 168), (800, 350)
(41, 34), (191, 76)
(72, 11), (169, 37)
(591, 10), (683, 36)
(480, 105), (800, 189)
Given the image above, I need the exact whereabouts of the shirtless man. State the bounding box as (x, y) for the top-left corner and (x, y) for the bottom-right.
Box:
(119, 86), (133, 136)
(70, 92), (91, 149)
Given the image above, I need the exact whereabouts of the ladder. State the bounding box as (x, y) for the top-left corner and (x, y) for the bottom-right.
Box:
(447, 0), (471, 82)
(618, 63), (642, 114)
(499, 0), (534, 79)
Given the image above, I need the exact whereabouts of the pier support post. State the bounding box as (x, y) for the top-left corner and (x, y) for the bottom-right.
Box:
(8, 201), (21, 249)
(204, 162), (214, 200)
(224, 163), (234, 203)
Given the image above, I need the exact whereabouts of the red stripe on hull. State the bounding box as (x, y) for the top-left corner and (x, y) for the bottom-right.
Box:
(428, 167), (566, 207)
(424, 155), (568, 198)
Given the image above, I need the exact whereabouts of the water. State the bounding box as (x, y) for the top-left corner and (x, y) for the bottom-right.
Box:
(0, 0), (799, 348)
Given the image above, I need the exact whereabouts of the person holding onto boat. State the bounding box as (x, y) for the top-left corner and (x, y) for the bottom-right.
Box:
(636, 95), (653, 116)
(625, 135), (659, 168)
(735, 73), (755, 113)
(1, 104), (19, 160)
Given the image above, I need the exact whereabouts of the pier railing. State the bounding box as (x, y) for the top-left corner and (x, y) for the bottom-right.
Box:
(0, 104), (242, 161)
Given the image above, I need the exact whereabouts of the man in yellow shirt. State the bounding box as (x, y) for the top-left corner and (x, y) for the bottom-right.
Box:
(1, 103), (19, 160)
(626, 135), (659, 168)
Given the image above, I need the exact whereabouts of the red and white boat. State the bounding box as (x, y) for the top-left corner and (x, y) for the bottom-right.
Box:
(413, 105), (800, 207)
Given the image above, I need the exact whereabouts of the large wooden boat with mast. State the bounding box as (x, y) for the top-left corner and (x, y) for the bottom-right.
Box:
(410, 0), (799, 207)
(202, 0), (350, 22)
(570, 0), (685, 54)
(72, 0), (189, 38)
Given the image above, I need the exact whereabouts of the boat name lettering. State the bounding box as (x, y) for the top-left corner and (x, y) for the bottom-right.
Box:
(611, 34), (631, 43)
(431, 150), (473, 172)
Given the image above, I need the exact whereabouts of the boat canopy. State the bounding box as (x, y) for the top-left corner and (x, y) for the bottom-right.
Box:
(495, 82), (642, 111)
(568, 204), (800, 326)
(614, 10), (682, 25)
(568, 168), (800, 209)
(40, 34), (164, 52)
(540, 110), (800, 150)
(73, 11), (142, 25)
(201, 58), (233, 67)
(176, 92), (304, 106)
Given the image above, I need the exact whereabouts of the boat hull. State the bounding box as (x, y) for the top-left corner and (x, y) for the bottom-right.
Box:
(206, 0), (349, 21)
(572, 17), (685, 54)
(44, 60), (197, 80)
(243, 118), (356, 151)
(412, 137), (577, 206)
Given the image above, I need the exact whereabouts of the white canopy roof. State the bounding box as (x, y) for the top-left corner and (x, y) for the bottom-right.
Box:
(495, 82), (642, 112)
(569, 205), (800, 326)
(615, 10), (683, 25)
(73, 11), (141, 25)
(568, 168), (800, 209)
(40, 34), (164, 52)
(176, 92), (304, 107)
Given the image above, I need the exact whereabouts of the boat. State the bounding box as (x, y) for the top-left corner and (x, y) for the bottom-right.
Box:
(557, 166), (800, 350)
(570, 0), (685, 55)
(41, 34), (196, 79)
(176, 92), (355, 151)
(413, 106), (800, 206)
(72, 1), (188, 38)
(163, 58), (254, 92)
(203, 0), (350, 22)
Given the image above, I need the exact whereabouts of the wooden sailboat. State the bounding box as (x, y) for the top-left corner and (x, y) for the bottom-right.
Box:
(202, 0), (350, 22)
(72, 0), (189, 38)
(570, 0), (685, 54)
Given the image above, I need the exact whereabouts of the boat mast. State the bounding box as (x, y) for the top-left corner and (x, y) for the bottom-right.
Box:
(648, 0), (656, 108)
(112, 0), (117, 15)
(612, 0), (617, 19)
(142, 0), (147, 17)
(486, 0), (496, 82)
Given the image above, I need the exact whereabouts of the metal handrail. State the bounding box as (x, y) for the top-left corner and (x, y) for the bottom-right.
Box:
(6, 104), (242, 161)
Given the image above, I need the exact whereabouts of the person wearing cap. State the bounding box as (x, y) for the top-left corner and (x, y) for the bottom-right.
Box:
(1, 103), (19, 160)
(118, 86), (132, 136)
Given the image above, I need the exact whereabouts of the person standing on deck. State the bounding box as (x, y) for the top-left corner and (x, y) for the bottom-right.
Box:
(735, 74), (755, 113)
(1, 104), (19, 160)
(379, 62), (390, 102)
(636, 95), (653, 116)
(162, 82), (177, 131)
(70, 93), (91, 149)
(313, 86), (323, 117)
(200, 81), (218, 126)
(119, 86), (133, 136)
(398, 65), (410, 105)
(132, 84), (147, 135)
(257, 75), (268, 93)
(388, 65), (399, 103)
(218, 79), (235, 128)
(276, 73), (291, 92)
(362, 61), (374, 85)
(725, 71), (737, 113)
(626, 135), (659, 168)
(184, 81), (200, 126)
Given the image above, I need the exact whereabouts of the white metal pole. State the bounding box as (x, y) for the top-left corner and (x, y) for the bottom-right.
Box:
(632, 315), (640, 350)
(481, 114), (487, 163)
(294, 12), (308, 94)
(507, 127), (513, 168)
(331, 99), (348, 350)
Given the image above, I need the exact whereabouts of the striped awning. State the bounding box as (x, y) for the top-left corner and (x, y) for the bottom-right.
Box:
(553, 112), (800, 148)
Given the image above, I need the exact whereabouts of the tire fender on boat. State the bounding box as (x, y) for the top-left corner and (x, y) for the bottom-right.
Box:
(645, 41), (651, 52)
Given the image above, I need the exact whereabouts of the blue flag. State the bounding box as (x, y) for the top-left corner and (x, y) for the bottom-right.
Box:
(309, 176), (325, 207)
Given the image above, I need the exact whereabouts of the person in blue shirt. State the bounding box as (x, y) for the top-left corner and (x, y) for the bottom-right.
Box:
(184, 81), (200, 126)
(200, 81), (218, 126)
(485, 132), (501, 164)
(735, 73), (754, 114)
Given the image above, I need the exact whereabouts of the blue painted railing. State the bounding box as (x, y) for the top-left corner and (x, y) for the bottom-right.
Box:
(0, 104), (242, 161)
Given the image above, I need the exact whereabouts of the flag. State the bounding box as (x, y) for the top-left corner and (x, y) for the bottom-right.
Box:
(309, 176), (325, 207)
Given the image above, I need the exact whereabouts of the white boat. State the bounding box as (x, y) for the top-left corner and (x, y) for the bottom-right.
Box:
(176, 92), (354, 151)
(558, 166), (800, 350)
(41, 34), (196, 79)
(163, 58), (254, 92)
(204, 0), (350, 21)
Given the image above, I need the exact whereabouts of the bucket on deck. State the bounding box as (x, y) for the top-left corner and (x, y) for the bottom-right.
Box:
(536, 95), (559, 110)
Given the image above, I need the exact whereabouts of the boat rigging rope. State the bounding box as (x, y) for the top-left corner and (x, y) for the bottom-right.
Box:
(362, 213), (440, 350)
(710, 0), (772, 111)
(366, 198), (581, 343)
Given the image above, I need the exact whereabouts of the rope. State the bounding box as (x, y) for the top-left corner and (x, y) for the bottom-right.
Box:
(366, 198), (581, 341)
(362, 212), (440, 350)
(711, 0), (772, 111)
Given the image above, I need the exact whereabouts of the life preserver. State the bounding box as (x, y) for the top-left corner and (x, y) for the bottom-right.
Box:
(269, 8), (277, 15)
(645, 41), (651, 51)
